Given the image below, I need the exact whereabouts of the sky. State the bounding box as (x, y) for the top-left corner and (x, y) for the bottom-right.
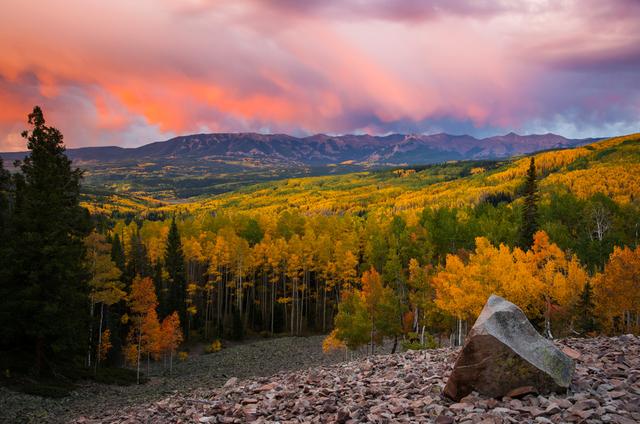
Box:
(0, 0), (639, 151)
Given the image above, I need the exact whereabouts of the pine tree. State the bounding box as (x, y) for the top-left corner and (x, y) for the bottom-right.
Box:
(165, 216), (186, 334)
(2, 106), (91, 375)
(110, 232), (126, 273)
(0, 158), (10, 233)
(576, 281), (597, 335)
(519, 157), (539, 248)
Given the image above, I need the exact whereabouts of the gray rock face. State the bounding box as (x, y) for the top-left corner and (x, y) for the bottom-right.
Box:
(444, 294), (575, 401)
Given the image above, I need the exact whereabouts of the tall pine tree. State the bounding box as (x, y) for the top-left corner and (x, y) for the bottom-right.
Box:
(2, 106), (91, 375)
(110, 232), (126, 273)
(519, 157), (539, 248)
(164, 216), (187, 334)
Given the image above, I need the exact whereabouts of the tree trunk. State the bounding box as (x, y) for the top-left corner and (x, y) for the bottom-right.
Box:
(136, 327), (142, 384)
(370, 316), (375, 356)
(95, 303), (104, 374)
(544, 297), (553, 339)
(87, 300), (95, 368)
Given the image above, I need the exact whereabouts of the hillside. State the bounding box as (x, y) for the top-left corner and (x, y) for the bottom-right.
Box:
(86, 133), (637, 218)
(70, 335), (639, 423)
(1, 132), (595, 199)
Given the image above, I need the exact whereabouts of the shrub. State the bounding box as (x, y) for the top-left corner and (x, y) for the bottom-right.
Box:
(401, 332), (438, 351)
(204, 340), (222, 354)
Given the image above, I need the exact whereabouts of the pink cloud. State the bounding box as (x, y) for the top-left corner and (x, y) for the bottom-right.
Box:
(0, 0), (639, 151)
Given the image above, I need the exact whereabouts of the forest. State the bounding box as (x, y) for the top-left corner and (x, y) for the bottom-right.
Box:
(0, 108), (639, 393)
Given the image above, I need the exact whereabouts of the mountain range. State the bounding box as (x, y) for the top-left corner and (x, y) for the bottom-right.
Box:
(0, 132), (599, 199)
(1, 132), (596, 166)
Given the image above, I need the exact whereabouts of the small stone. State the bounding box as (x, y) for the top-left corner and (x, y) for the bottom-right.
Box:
(562, 347), (581, 360)
(545, 404), (561, 415)
(506, 386), (538, 398)
(492, 407), (516, 414)
(435, 415), (455, 424)
(449, 402), (474, 412)
(224, 377), (239, 388)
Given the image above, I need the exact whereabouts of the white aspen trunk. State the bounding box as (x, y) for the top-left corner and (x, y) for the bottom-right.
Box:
(545, 297), (554, 339)
(322, 284), (327, 333)
(271, 275), (275, 334)
(87, 299), (95, 368)
(291, 278), (295, 336)
(370, 316), (375, 356)
(136, 326), (142, 384)
(95, 303), (104, 372)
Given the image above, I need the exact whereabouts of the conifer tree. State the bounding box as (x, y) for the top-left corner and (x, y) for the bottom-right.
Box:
(2, 106), (91, 375)
(519, 157), (539, 248)
(576, 281), (597, 335)
(165, 217), (187, 333)
(0, 158), (10, 233)
(110, 232), (126, 273)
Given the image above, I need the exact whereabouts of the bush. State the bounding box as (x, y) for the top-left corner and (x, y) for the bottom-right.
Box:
(178, 351), (189, 361)
(401, 332), (438, 351)
(204, 340), (222, 354)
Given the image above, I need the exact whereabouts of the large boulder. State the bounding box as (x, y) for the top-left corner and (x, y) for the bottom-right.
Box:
(444, 295), (575, 401)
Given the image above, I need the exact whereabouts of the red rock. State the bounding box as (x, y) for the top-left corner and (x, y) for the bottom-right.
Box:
(506, 386), (538, 398)
(562, 347), (581, 361)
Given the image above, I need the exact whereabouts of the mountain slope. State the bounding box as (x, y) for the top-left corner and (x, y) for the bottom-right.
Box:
(1, 131), (598, 200)
(80, 133), (639, 217)
(1, 132), (594, 166)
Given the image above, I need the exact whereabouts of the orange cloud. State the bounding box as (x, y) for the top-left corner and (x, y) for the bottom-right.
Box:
(0, 0), (639, 150)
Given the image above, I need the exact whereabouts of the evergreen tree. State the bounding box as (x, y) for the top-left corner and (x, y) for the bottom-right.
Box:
(1, 106), (91, 375)
(519, 157), (539, 248)
(110, 232), (126, 273)
(153, 260), (168, 319)
(164, 217), (186, 333)
(0, 158), (11, 233)
(576, 281), (597, 335)
(125, 228), (151, 284)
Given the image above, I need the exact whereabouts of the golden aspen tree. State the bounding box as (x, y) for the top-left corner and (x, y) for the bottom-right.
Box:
(160, 311), (183, 374)
(594, 246), (640, 334)
(525, 231), (588, 338)
(85, 231), (124, 369)
(127, 276), (160, 384)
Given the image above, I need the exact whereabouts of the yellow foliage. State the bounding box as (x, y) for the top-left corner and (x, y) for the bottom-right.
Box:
(433, 232), (589, 322)
(594, 245), (640, 334)
(322, 329), (346, 353)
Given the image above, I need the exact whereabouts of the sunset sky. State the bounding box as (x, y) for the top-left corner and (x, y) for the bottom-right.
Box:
(1, 0), (639, 151)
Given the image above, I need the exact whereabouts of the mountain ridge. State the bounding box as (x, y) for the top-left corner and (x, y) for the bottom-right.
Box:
(1, 132), (600, 166)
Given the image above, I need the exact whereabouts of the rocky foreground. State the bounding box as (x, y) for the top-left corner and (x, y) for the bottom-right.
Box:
(73, 335), (640, 424)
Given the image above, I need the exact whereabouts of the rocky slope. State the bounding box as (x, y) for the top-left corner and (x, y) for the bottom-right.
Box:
(0, 336), (392, 423)
(69, 335), (639, 424)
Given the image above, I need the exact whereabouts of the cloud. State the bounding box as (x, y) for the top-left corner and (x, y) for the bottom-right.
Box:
(0, 0), (638, 150)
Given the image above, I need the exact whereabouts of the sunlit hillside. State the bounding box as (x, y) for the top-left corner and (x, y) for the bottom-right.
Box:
(84, 133), (639, 220)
